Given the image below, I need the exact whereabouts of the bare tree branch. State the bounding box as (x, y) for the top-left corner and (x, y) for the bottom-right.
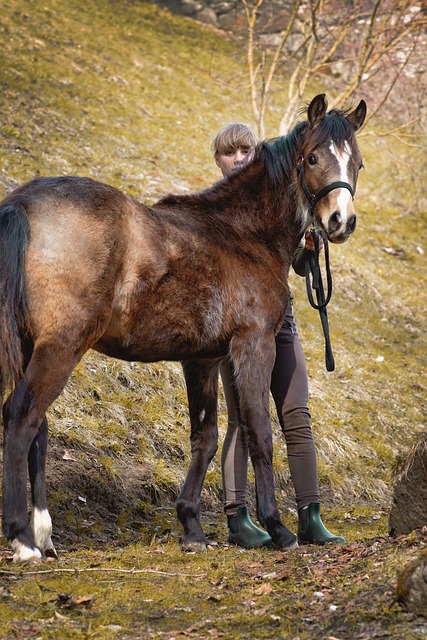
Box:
(240, 0), (426, 141)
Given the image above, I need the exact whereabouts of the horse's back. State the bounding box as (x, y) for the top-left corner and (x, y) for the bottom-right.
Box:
(1, 177), (138, 342)
(2, 176), (132, 227)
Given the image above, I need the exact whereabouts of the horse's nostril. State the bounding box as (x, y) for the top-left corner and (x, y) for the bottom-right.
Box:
(347, 214), (356, 234)
(328, 211), (341, 233)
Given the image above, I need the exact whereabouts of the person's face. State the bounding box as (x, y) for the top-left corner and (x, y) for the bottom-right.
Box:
(215, 146), (254, 177)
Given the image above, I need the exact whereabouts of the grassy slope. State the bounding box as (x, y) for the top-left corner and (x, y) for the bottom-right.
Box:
(1, 0), (426, 501)
(0, 1), (426, 638)
(1, 0), (426, 514)
(0, 0), (254, 195)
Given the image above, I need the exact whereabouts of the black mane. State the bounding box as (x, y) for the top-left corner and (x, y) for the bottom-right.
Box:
(156, 107), (356, 219)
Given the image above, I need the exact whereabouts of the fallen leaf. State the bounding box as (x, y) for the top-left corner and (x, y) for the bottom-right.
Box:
(254, 583), (273, 596)
(207, 594), (223, 602)
(73, 595), (95, 606)
(62, 450), (76, 461)
(57, 593), (95, 609)
(54, 611), (69, 621)
(383, 246), (406, 258)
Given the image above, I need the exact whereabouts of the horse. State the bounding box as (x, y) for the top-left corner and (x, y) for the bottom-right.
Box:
(0, 93), (366, 562)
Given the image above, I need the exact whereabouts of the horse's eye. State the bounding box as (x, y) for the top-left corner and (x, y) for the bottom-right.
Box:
(307, 154), (317, 166)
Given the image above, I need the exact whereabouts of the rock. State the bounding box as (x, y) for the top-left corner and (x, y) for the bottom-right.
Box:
(217, 10), (245, 32)
(180, 1), (205, 17)
(195, 6), (219, 26)
(157, 0), (295, 35)
(396, 549), (427, 617)
(389, 434), (427, 536)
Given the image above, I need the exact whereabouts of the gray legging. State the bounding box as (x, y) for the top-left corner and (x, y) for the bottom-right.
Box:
(220, 300), (319, 516)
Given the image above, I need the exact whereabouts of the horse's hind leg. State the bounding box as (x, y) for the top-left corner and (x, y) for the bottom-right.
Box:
(2, 376), (44, 561)
(177, 359), (220, 552)
(2, 340), (91, 562)
(28, 416), (56, 557)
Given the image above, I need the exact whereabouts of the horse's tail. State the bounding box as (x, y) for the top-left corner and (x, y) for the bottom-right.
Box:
(0, 201), (30, 397)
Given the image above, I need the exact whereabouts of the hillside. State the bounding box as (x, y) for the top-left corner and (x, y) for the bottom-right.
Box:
(0, 1), (426, 638)
(1, 0), (425, 510)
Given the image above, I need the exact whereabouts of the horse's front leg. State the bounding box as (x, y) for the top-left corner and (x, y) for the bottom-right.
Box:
(177, 358), (221, 552)
(232, 334), (297, 550)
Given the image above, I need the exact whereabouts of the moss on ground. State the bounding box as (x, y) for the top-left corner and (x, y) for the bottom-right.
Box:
(1, 528), (426, 639)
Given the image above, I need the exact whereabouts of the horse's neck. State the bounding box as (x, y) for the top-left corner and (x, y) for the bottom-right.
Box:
(152, 162), (306, 264)
(234, 167), (306, 256)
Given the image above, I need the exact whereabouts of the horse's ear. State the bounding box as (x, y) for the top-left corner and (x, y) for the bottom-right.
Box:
(307, 94), (328, 129)
(347, 100), (367, 132)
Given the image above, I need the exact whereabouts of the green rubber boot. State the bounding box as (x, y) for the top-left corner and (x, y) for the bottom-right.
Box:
(227, 507), (272, 549)
(298, 503), (346, 545)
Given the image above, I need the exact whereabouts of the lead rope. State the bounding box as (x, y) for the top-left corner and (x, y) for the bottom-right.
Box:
(305, 229), (335, 372)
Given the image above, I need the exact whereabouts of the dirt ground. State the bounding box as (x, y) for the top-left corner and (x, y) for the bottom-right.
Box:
(1, 443), (427, 640)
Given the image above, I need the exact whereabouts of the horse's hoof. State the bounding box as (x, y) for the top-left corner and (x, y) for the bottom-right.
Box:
(273, 540), (298, 551)
(180, 540), (207, 553)
(273, 532), (298, 551)
(44, 545), (58, 560)
(11, 541), (43, 563)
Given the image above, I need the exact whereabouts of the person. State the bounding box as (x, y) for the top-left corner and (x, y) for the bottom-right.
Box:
(212, 123), (346, 548)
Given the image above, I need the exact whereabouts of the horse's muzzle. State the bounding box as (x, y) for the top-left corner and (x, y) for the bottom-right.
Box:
(327, 211), (356, 243)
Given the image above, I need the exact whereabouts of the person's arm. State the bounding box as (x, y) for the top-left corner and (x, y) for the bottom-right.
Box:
(292, 240), (306, 277)
(292, 230), (324, 277)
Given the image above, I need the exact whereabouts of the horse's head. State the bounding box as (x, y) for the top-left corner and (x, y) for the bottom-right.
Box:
(298, 94), (366, 244)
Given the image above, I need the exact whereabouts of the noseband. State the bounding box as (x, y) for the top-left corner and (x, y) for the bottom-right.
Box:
(297, 162), (354, 207)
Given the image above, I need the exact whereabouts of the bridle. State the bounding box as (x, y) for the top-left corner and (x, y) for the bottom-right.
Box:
(296, 156), (357, 371)
(297, 161), (354, 208)
(298, 157), (356, 373)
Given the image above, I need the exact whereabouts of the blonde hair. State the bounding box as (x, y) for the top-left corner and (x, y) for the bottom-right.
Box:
(212, 123), (258, 158)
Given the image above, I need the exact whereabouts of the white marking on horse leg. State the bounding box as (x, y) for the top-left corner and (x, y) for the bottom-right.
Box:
(31, 507), (56, 555)
(11, 539), (42, 563)
(199, 409), (206, 423)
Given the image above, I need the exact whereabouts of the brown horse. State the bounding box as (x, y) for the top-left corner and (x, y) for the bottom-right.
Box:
(0, 94), (366, 561)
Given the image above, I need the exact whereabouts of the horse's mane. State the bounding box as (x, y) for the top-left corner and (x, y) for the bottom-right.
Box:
(155, 107), (355, 214)
(302, 108), (358, 155)
(258, 122), (305, 194)
(155, 126), (304, 214)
